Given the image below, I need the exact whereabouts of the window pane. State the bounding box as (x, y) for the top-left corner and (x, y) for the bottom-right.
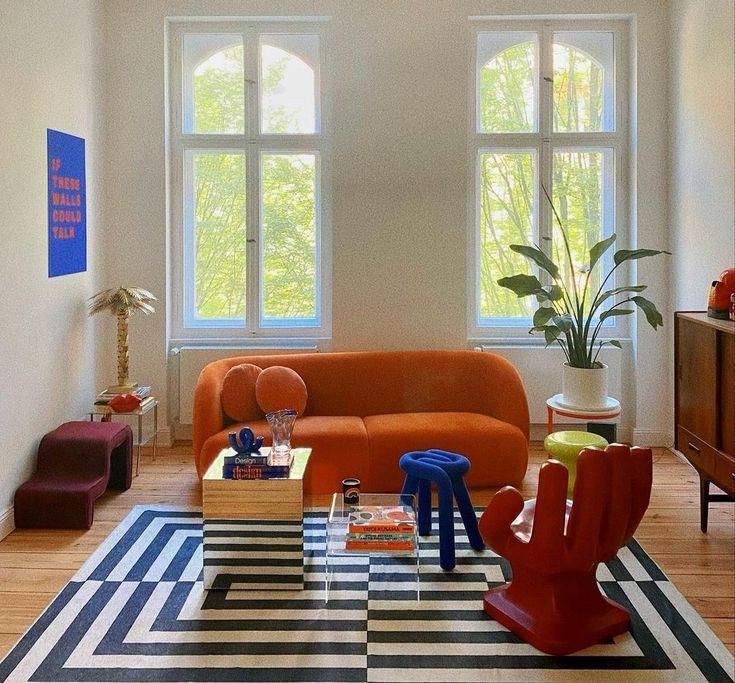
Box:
(260, 35), (318, 134)
(551, 149), (614, 302)
(478, 151), (536, 320)
(191, 152), (246, 320)
(477, 32), (537, 133)
(183, 34), (244, 134)
(553, 32), (614, 132)
(261, 153), (318, 324)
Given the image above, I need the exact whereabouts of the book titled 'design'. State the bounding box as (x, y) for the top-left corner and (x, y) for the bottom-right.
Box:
(222, 451), (294, 480)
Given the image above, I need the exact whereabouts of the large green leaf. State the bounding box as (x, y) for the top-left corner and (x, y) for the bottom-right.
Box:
(510, 245), (560, 280)
(529, 324), (562, 346)
(552, 313), (574, 332)
(595, 285), (647, 307)
(589, 234), (617, 270)
(535, 284), (564, 302)
(599, 308), (634, 322)
(632, 295), (664, 329)
(613, 248), (671, 266)
(497, 274), (543, 297)
(543, 326), (562, 346)
(533, 307), (556, 327)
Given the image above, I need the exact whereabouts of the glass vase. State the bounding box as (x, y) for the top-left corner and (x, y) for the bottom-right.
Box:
(266, 409), (298, 456)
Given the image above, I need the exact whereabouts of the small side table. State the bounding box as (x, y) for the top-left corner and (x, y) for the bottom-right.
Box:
(546, 394), (620, 435)
(202, 447), (311, 591)
(89, 398), (158, 476)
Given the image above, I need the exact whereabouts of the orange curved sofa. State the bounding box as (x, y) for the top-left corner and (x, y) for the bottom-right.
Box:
(193, 349), (529, 494)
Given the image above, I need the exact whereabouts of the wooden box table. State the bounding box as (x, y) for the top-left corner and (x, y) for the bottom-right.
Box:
(202, 447), (311, 590)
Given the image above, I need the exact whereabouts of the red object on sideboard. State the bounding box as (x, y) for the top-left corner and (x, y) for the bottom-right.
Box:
(707, 267), (735, 320)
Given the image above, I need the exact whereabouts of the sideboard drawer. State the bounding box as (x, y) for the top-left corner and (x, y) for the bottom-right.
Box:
(677, 426), (716, 478)
(713, 452), (735, 496)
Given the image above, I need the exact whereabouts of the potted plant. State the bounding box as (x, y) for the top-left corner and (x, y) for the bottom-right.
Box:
(88, 286), (157, 393)
(497, 186), (669, 410)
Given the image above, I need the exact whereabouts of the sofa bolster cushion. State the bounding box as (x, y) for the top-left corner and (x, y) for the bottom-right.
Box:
(363, 412), (528, 492)
(221, 363), (263, 423)
(255, 366), (308, 415)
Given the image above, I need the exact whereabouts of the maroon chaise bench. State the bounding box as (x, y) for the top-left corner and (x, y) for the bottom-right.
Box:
(14, 421), (133, 529)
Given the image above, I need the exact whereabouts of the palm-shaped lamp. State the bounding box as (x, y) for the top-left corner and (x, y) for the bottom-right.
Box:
(88, 286), (157, 393)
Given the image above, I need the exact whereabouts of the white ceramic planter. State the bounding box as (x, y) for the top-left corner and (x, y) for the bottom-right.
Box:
(561, 363), (609, 410)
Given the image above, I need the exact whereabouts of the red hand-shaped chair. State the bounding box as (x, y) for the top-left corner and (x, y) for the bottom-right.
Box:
(479, 444), (652, 655)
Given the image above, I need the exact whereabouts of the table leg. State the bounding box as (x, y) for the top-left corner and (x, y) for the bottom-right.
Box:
(547, 405), (554, 435)
(700, 477), (710, 533)
(152, 404), (158, 462)
(136, 412), (142, 477)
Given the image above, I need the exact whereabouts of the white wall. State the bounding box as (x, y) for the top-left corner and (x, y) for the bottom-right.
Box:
(100, 0), (674, 445)
(0, 0), (106, 535)
(670, 0), (735, 311)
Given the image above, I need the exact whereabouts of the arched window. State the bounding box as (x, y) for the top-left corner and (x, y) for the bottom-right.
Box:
(553, 33), (614, 132)
(260, 37), (318, 134)
(477, 32), (538, 133)
(183, 35), (244, 134)
(471, 25), (625, 334)
(172, 26), (327, 335)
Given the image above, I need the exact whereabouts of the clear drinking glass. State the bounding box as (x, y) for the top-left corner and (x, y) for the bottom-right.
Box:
(265, 409), (297, 456)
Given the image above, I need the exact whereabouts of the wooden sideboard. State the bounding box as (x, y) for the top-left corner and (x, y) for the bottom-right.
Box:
(674, 312), (735, 532)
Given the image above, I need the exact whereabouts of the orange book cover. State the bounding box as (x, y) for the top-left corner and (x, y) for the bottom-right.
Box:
(344, 540), (415, 551)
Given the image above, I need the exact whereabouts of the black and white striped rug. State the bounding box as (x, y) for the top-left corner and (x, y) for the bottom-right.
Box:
(0, 505), (732, 682)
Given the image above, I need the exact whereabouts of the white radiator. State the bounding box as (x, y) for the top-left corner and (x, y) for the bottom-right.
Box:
(174, 345), (318, 424)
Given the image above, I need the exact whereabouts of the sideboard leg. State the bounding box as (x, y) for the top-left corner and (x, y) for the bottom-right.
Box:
(699, 477), (710, 533)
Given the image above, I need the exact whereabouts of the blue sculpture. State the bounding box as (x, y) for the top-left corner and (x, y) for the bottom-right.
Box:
(399, 449), (484, 571)
(228, 427), (264, 454)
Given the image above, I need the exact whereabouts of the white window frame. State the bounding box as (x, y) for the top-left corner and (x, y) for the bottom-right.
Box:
(167, 19), (331, 342)
(468, 18), (630, 343)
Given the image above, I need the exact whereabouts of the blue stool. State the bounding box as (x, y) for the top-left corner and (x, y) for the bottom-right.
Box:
(399, 449), (485, 570)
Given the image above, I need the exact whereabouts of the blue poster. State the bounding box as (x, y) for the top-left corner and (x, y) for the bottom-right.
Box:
(47, 129), (86, 277)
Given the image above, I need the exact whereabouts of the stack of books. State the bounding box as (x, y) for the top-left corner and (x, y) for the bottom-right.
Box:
(345, 504), (416, 551)
(95, 385), (151, 405)
(222, 447), (294, 480)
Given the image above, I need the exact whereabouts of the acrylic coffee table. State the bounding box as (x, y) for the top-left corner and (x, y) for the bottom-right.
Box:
(325, 492), (419, 602)
(202, 446), (311, 591)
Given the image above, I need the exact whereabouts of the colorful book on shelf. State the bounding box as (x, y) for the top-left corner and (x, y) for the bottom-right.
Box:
(223, 453), (269, 467)
(346, 532), (415, 541)
(222, 449), (293, 467)
(344, 539), (415, 551)
(347, 521), (415, 534)
(96, 385), (151, 404)
(222, 463), (291, 480)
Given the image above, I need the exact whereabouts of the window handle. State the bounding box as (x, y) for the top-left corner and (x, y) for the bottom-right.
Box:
(246, 238), (257, 243)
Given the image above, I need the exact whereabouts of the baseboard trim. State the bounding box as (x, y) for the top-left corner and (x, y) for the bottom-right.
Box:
(632, 429), (674, 448)
(156, 426), (174, 448)
(175, 422), (192, 442)
(0, 505), (15, 541)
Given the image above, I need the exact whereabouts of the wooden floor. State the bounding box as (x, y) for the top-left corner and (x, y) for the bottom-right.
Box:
(0, 443), (732, 660)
